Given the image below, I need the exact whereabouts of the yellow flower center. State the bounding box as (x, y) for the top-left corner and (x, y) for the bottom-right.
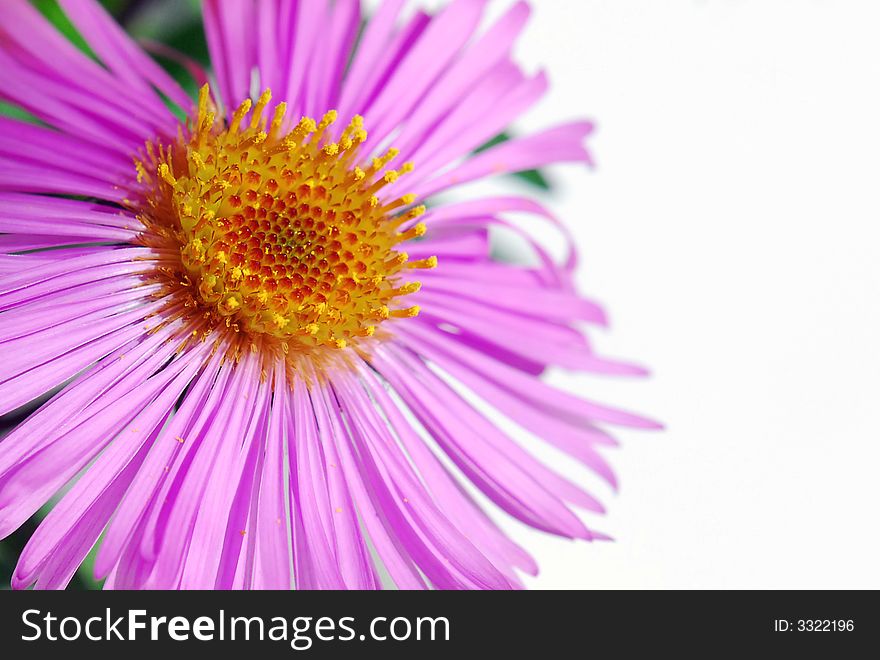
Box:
(135, 86), (434, 352)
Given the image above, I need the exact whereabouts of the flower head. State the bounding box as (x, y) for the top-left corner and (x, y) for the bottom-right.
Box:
(0, 0), (658, 590)
(137, 85), (430, 360)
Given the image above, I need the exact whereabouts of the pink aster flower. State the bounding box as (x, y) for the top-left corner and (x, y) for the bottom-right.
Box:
(0, 0), (658, 590)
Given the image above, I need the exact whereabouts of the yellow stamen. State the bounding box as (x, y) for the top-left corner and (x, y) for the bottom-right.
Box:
(135, 86), (425, 352)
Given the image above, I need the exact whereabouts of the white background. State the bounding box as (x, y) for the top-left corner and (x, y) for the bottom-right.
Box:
(441, 0), (880, 589)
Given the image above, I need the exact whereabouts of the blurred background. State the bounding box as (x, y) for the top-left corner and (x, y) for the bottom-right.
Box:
(2, 0), (879, 589)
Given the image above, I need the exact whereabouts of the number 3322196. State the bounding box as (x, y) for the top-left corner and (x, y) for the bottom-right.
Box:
(774, 620), (854, 632)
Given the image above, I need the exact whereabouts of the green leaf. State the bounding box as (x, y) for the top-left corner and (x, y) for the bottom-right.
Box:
(98, 0), (132, 17)
(0, 102), (41, 124)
